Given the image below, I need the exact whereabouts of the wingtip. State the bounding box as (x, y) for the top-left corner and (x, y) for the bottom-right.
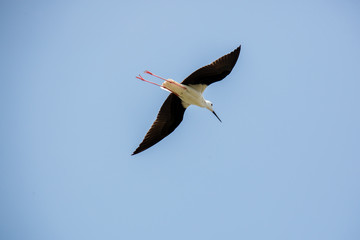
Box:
(230, 45), (241, 59)
(230, 45), (241, 56)
(132, 145), (147, 155)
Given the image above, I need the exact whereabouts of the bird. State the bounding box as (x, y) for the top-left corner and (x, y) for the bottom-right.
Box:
(132, 45), (241, 155)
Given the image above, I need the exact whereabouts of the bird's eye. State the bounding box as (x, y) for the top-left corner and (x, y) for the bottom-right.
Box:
(211, 103), (213, 106)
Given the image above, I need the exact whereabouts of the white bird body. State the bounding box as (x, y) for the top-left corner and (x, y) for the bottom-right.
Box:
(162, 80), (209, 109)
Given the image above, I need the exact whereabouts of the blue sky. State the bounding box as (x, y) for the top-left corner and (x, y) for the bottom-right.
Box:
(1, 0), (360, 239)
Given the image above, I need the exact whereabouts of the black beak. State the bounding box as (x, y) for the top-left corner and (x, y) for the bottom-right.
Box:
(212, 111), (222, 123)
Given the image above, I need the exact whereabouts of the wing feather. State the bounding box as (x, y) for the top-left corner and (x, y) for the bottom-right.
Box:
(132, 93), (186, 155)
(181, 45), (241, 86)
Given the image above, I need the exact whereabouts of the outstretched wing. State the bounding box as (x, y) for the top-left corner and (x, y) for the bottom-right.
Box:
(132, 93), (187, 155)
(181, 45), (241, 87)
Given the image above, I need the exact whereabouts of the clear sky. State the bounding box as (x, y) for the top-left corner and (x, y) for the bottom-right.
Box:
(1, 0), (360, 239)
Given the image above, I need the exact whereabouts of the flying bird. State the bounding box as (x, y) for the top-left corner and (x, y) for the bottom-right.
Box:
(132, 45), (241, 155)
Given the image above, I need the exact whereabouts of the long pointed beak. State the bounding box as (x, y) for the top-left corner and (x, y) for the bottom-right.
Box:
(212, 111), (222, 123)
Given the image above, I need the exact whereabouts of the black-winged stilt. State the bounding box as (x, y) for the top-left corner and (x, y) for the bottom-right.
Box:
(132, 45), (241, 155)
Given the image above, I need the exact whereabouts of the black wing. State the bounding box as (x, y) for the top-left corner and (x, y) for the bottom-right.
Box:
(181, 45), (241, 86)
(132, 93), (187, 155)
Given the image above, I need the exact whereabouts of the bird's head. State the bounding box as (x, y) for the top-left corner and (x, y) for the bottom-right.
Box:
(205, 100), (222, 122)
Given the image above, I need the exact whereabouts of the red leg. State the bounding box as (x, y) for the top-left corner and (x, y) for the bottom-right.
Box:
(136, 74), (176, 95)
(144, 70), (186, 89)
(136, 74), (162, 87)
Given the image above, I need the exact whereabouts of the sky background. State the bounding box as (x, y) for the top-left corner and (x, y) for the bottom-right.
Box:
(1, 0), (360, 239)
